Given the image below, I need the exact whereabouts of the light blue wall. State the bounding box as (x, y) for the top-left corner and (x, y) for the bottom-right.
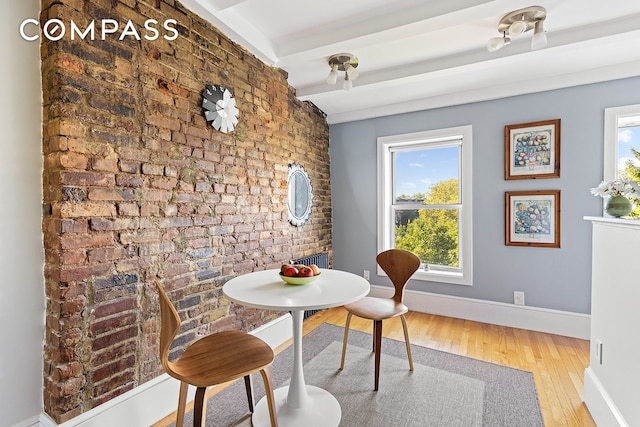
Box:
(330, 77), (640, 314)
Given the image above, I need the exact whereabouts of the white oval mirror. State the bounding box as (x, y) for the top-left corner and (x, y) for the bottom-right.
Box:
(287, 163), (313, 226)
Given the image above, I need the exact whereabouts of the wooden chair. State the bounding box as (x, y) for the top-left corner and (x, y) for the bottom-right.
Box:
(155, 281), (278, 427)
(339, 249), (420, 391)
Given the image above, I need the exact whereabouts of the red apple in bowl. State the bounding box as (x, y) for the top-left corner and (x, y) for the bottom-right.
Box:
(283, 266), (299, 277)
(297, 266), (314, 277)
(280, 264), (293, 274)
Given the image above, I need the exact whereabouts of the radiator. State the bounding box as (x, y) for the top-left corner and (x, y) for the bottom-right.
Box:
(291, 252), (329, 319)
(291, 252), (329, 269)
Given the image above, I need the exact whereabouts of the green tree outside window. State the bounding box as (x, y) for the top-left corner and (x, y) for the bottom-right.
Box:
(395, 179), (459, 267)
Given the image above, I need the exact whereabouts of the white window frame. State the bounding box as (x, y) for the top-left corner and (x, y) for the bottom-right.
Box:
(604, 104), (640, 182)
(377, 125), (473, 286)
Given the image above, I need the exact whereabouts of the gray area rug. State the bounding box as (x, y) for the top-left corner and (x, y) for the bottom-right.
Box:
(170, 323), (543, 426)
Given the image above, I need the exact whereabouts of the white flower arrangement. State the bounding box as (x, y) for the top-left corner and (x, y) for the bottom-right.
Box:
(590, 178), (640, 199)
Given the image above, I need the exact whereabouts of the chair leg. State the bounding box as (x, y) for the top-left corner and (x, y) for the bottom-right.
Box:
(244, 374), (255, 413)
(374, 319), (382, 391)
(340, 312), (353, 369)
(259, 367), (279, 427)
(176, 381), (188, 427)
(400, 314), (414, 371)
(372, 320), (376, 352)
(193, 386), (207, 427)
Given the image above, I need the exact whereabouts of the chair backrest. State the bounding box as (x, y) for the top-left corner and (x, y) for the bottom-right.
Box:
(376, 249), (420, 303)
(155, 281), (181, 373)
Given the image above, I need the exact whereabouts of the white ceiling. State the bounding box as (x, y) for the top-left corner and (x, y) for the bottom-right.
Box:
(180, 0), (640, 124)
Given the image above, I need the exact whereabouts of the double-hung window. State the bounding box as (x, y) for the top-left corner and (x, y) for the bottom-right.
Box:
(377, 125), (473, 285)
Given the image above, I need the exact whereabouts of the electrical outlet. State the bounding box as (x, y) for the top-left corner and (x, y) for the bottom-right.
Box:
(363, 270), (370, 280)
(595, 339), (603, 364)
(514, 291), (525, 305)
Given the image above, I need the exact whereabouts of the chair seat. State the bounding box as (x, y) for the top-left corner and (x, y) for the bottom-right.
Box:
(344, 297), (408, 320)
(171, 330), (274, 388)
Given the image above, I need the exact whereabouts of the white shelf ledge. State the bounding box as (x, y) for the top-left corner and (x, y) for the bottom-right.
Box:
(584, 216), (640, 229)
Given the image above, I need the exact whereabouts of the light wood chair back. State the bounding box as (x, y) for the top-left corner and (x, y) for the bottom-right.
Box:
(157, 283), (182, 375)
(154, 281), (278, 427)
(376, 248), (421, 304)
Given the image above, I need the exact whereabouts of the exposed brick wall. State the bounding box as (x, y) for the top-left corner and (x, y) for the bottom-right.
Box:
(40, 0), (331, 422)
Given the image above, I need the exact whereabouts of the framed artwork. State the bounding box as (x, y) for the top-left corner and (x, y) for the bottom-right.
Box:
(505, 119), (560, 180)
(505, 190), (560, 248)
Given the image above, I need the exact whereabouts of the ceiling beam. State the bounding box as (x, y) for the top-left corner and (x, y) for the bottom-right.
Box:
(294, 13), (640, 97)
(274, 0), (534, 63)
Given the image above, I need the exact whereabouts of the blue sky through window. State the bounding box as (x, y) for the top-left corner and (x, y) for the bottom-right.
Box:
(395, 146), (459, 198)
(618, 125), (640, 174)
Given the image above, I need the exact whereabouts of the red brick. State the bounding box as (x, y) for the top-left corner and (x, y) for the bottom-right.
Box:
(92, 326), (138, 352)
(91, 340), (137, 367)
(141, 163), (164, 176)
(117, 203), (139, 216)
(60, 233), (114, 250)
(59, 263), (113, 283)
(61, 249), (87, 265)
(115, 174), (144, 187)
(88, 247), (124, 264)
(92, 158), (119, 172)
(88, 188), (136, 201)
(56, 202), (118, 218)
(92, 355), (136, 382)
(90, 313), (137, 336)
(59, 153), (89, 169)
(59, 171), (116, 187)
(60, 219), (89, 233)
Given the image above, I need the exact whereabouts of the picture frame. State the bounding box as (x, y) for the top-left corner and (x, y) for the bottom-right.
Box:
(505, 119), (560, 180)
(505, 190), (560, 248)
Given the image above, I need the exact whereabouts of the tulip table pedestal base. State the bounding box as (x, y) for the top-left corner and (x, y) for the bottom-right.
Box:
(251, 310), (341, 427)
(252, 385), (341, 427)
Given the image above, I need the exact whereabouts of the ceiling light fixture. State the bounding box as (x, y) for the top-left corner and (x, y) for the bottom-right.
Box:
(487, 31), (511, 53)
(487, 6), (547, 52)
(326, 53), (359, 91)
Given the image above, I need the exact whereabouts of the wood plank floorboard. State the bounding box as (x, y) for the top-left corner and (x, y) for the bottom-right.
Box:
(154, 307), (596, 427)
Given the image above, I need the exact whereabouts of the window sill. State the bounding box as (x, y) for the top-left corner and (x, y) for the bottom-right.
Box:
(412, 269), (472, 286)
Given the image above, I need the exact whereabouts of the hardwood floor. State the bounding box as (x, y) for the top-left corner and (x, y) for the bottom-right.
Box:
(309, 307), (596, 427)
(155, 307), (596, 426)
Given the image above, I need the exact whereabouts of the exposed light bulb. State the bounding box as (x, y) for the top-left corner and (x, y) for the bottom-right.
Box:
(326, 63), (338, 84)
(508, 20), (527, 36)
(531, 20), (547, 50)
(343, 74), (352, 91)
(487, 33), (510, 52)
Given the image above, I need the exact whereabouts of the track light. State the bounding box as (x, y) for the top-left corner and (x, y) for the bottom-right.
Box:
(343, 73), (352, 91)
(508, 20), (527, 36)
(326, 63), (338, 85)
(326, 53), (359, 91)
(531, 20), (547, 50)
(487, 32), (511, 53)
(487, 6), (547, 53)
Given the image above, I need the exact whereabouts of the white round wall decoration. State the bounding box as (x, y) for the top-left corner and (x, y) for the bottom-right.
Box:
(202, 84), (239, 133)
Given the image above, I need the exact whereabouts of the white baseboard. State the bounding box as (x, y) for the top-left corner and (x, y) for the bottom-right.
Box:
(584, 367), (629, 427)
(28, 313), (293, 427)
(368, 285), (591, 339)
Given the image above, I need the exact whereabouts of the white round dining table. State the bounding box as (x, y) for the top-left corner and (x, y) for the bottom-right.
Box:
(223, 268), (370, 427)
